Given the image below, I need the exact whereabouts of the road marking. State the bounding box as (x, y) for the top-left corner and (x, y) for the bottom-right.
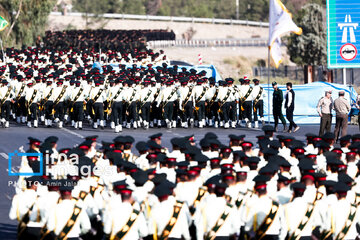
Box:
(0, 152), (8, 159)
(61, 127), (84, 139)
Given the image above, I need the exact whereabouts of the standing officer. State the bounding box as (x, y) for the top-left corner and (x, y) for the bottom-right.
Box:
(272, 82), (287, 132)
(317, 89), (334, 136)
(285, 82), (299, 133)
(252, 78), (265, 128)
(334, 90), (351, 141)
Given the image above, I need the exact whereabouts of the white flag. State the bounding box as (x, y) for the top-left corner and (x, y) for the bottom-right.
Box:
(270, 38), (283, 68)
(269, 0), (302, 68)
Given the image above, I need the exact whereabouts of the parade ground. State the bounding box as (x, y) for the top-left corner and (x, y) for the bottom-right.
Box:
(0, 123), (358, 239)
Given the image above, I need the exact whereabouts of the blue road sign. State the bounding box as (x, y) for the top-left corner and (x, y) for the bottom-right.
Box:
(327, 0), (360, 68)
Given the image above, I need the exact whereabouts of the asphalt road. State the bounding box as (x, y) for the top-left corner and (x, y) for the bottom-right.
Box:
(0, 123), (358, 239)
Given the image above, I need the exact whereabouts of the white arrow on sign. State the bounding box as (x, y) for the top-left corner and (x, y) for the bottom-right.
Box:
(338, 15), (358, 43)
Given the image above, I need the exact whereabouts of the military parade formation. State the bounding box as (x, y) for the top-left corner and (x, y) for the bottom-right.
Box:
(3, 29), (359, 240)
(0, 56), (271, 132)
(9, 129), (360, 240)
(0, 30), (288, 133)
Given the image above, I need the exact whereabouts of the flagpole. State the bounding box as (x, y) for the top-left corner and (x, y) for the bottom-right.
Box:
(267, 47), (270, 124)
(0, 37), (5, 63)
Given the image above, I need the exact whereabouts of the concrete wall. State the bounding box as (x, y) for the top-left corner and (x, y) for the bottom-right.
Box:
(47, 15), (269, 40)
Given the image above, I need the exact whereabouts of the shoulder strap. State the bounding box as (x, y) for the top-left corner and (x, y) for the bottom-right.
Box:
(287, 202), (316, 240)
(335, 203), (358, 240)
(196, 86), (207, 103)
(143, 89), (153, 103)
(128, 89), (137, 102)
(159, 200), (183, 240)
(222, 88), (232, 103)
(17, 199), (37, 237)
(113, 205), (140, 240)
(166, 87), (178, 102)
(209, 87), (219, 105)
(253, 87), (263, 107)
(57, 197), (85, 240)
(92, 88), (104, 102)
(16, 84), (25, 100)
(235, 190), (252, 209)
(182, 87), (193, 107)
(204, 203), (233, 240)
(73, 88), (83, 102)
(40, 89), (53, 109)
(190, 187), (207, 216)
(153, 88), (161, 100)
(0, 87), (11, 105)
(53, 86), (68, 106)
(241, 86), (253, 102)
(28, 89), (38, 105)
(255, 201), (280, 240)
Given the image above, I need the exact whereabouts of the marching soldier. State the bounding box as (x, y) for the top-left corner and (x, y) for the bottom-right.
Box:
(138, 80), (155, 129)
(240, 78), (253, 128)
(84, 78), (94, 122)
(0, 79), (14, 128)
(194, 181), (241, 239)
(52, 81), (68, 128)
(194, 79), (208, 128)
(245, 175), (287, 240)
(46, 183), (91, 239)
(282, 182), (322, 239)
(178, 79), (195, 128)
(216, 80), (233, 129)
(41, 80), (54, 127)
(151, 183), (191, 240)
(150, 80), (162, 128)
(205, 78), (219, 127)
(108, 79), (125, 133)
(67, 81), (87, 130)
(25, 82), (42, 128)
(89, 81), (107, 129)
(103, 181), (148, 240)
(13, 75), (27, 124)
(226, 78), (239, 128)
(252, 78), (265, 128)
(156, 81), (179, 129)
(124, 80), (139, 129)
(9, 176), (45, 240)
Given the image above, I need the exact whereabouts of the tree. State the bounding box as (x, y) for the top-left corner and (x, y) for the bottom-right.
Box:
(0, 0), (55, 47)
(287, 3), (326, 66)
